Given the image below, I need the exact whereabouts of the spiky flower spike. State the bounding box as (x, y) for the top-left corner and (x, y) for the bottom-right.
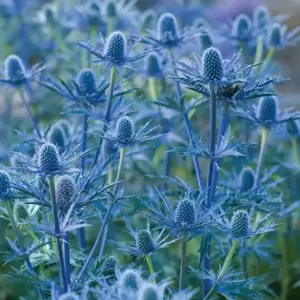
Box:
(38, 143), (60, 174)
(145, 53), (163, 78)
(232, 14), (252, 39)
(119, 269), (141, 291)
(55, 175), (76, 214)
(239, 167), (255, 192)
(106, 0), (117, 18)
(4, 54), (26, 83)
(76, 68), (97, 96)
(48, 124), (67, 151)
(116, 116), (134, 145)
(103, 256), (118, 271)
(104, 31), (127, 65)
(58, 293), (80, 300)
(138, 283), (161, 300)
(13, 203), (29, 223)
(158, 12), (178, 43)
(202, 47), (224, 82)
(0, 171), (11, 198)
(136, 230), (155, 255)
(258, 96), (278, 123)
(268, 23), (282, 48)
(231, 210), (249, 238)
(175, 198), (196, 227)
(253, 6), (270, 29)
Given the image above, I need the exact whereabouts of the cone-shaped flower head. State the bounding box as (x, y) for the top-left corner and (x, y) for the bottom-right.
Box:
(0, 171), (11, 198)
(145, 53), (163, 77)
(200, 30), (213, 51)
(158, 13), (178, 43)
(106, 0), (117, 18)
(116, 116), (134, 145)
(175, 198), (196, 227)
(232, 14), (252, 38)
(258, 96), (278, 123)
(13, 203), (29, 223)
(239, 167), (255, 192)
(136, 230), (155, 255)
(268, 23), (282, 48)
(138, 283), (161, 300)
(55, 175), (76, 214)
(202, 47), (224, 82)
(38, 143), (60, 174)
(119, 269), (141, 291)
(5, 54), (26, 83)
(48, 124), (67, 151)
(104, 31), (127, 65)
(253, 6), (270, 28)
(103, 255), (118, 271)
(231, 210), (249, 238)
(286, 120), (300, 136)
(59, 293), (80, 300)
(76, 68), (97, 96)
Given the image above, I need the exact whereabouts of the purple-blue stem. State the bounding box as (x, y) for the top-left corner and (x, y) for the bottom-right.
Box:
(5, 200), (45, 299)
(64, 232), (71, 285)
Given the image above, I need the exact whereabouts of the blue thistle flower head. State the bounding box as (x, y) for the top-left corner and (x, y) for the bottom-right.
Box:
(119, 269), (142, 291)
(258, 96), (278, 123)
(55, 175), (76, 214)
(48, 124), (68, 152)
(158, 12), (179, 45)
(231, 210), (249, 238)
(145, 53), (163, 78)
(104, 31), (127, 65)
(200, 30), (213, 51)
(103, 255), (118, 271)
(175, 198), (196, 227)
(38, 143), (60, 175)
(232, 14), (252, 40)
(76, 68), (97, 96)
(239, 167), (255, 192)
(268, 23), (283, 48)
(202, 47), (224, 83)
(58, 293), (80, 300)
(138, 283), (161, 300)
(116, 116), (134, 145)
(253, 6), (270, 29)
(13, 203), (29, 223)
(136, 230), (155, 255)
(106, 0), (117, 18)
(4, 54), (26, 84)
(286, 120), (300, 136)
(0, 171), (11, 198)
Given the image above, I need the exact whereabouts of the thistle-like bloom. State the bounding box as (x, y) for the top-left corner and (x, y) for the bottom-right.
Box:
(144, 53), (165, 78)
(118, 268), (143, 291)
(112, 223), (176, 258)
(235, 96), (300, 129)
(231, 14), (253, 42)
(0, 170), (11, 199)
(137, 282), (164, 300)
(267, 22), (300, 49)
(13, 142), (80, 176)
(231, 210), (249, 238)
(253, 6), (270, 30)
(78, 31), (152, 69)
(239, 167), (255, 192)
(141, 12), (198, 50)
(103, 115), (160, 148)
(47, 121), (70, 152)
(0, 54), (43, 87)
(13, 203), (29, 223)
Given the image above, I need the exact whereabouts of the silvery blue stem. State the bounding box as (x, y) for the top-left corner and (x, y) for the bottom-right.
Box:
(203, 84), (217, 298)
(5, 200), (45, 300)
(64, 232), (71, 285)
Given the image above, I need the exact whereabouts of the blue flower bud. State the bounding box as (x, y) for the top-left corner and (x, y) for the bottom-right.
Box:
(253, 6), (270, 29)
(175, 198), (196, 226)
(106, 0), (117, 18)
(5, 55), (26, 83)
(286, 120), (300, 136)
(104, 31), (127, 65)
(200, 30), (213, 51)
(202, 47), (224, 82)
(38, 143), (60, 174)
(119, 269), (141, 290)
(239, 167), (255, 192)
(258, 96), (278, 123)
(232, 14), (252, 39)
(55, 175), (75, 214)
(48, 124), (68, 151)
(0, 171), (11, 198)
(145, 53), (163, 77)
(116, 116), (134, 145)
(158, 13), (178, 43)
(136, 230), (155, 255)
(138, 283), (160, 300)
(231, 210), (249, 238)
(268, 23), (282, 48)
(76, 68), (97, 96)
(13, 203), (29, 223)
(103, 255), (118, 271)
(59, 293), (80, 300)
